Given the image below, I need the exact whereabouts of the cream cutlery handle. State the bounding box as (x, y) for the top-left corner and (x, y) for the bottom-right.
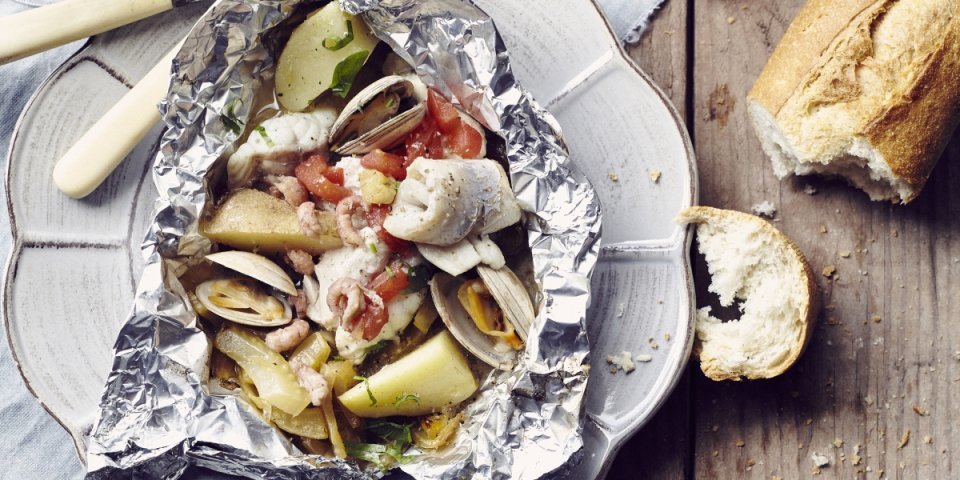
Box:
(52, 47), (176, 199)
(0, 0), (173, 64)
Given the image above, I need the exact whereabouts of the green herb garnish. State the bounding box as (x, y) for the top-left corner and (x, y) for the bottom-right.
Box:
(353, 375), (377, 406)
(254, 125), (274, 147)
(369, 243), (378, 254)
(330, 50), (369, 98)
(331, 354), (345, 361)
(384, 95), (396, 109)
(322, 20), (355, 51)
(220, 98), (243, 135)
(346, 420), (416, 471)
(393, 393), (421, 407)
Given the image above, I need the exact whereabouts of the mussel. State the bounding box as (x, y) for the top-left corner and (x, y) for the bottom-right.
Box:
(430, 265), (535, 369)
(329, 75), (426, 155)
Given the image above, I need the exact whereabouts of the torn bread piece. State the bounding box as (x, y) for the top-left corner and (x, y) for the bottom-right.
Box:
(747, 0), (960, 203)
(677, 206), (819, 381)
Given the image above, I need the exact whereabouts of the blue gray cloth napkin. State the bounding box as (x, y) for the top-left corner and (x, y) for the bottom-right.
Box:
(0, 0), (664, 478)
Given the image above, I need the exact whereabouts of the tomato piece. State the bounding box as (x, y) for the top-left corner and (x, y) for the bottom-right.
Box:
(323, 166), (344, 185)
(442, 121), (484, 159)
(354, 300), (389, 341)
(296, 156), (352, 204)
(404, 115), (441, 166)
(369, 261), (410, 304)
(365, 205), (413, 253)
(360, 149), (407, 180)
(427, 89), (461, 133)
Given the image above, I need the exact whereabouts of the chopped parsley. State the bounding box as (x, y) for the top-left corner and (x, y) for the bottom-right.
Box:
(220, 98), (243, 135)
(322, 20), (355, 51)
(353, 375), (377, 406)
(384, 95), (396, 109)
(393, 393), (421, 407)
(364, 341), (390, 355)
(254, 125), (274, 146)
(368, 243), (378, 254)
(330, 50), (369, 98)
(345, 420), (417, 470)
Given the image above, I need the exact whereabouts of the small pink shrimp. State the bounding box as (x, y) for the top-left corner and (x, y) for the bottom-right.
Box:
(264, 318), (310, 353)
(290, 288), (308, 319)
(298, 202), (326, 238)
(335, 195), (366, 246)
(285, 249), (315, 276)
(266, 175), (309, 207)
(327, 278), (366, 327)
(291, 361), (331, 406)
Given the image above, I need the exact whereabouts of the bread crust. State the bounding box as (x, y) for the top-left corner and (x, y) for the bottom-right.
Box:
(677, 206), (820, 381)
(748, 0), (960, 202)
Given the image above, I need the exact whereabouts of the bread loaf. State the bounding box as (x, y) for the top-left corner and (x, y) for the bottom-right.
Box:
(677, 207), (819, 381)
(748, 0), (960, 203)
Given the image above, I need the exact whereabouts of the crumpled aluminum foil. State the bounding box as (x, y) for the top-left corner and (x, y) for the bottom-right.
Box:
(84, 0), (602, 479)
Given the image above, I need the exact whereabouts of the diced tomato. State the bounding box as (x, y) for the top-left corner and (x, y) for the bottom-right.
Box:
(360, 149), (407, 180)
(323, 166), (344, 185)
(442, 121), (484, 159)
(427, 89), (461, 133)
(365, 205), (413, 253)
(404, 115), (443, 166)
(369, 261), (410, 304)
(353, 300), (389, 341)
(296, 155), (352, 203)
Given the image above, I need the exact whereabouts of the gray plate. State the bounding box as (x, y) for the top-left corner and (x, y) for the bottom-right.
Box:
(3, 1), (697, 478)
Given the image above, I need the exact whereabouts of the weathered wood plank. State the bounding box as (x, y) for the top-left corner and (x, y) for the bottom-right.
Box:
(607, 0), (691, 478)
(691, 0), (960, 478)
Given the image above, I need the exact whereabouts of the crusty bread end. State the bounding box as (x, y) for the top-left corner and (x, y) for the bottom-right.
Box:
(748, 0), (960, 203)
(677, 206), (819, 381)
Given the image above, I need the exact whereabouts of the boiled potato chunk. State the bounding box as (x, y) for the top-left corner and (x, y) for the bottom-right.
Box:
(276, 3), (380, 111)
(202, 189), (341, 255)
(359, 169), (398, 205)
(338, 331), (478, 417)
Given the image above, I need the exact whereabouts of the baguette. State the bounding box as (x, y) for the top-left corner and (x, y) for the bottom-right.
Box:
(748, 0), (960, 203)
(677, 207), (819, 381)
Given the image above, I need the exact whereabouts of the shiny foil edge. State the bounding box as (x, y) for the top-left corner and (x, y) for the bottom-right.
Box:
(83, 0), (602, 479)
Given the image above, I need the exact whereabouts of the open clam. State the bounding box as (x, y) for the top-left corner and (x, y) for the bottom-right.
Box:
(329, 75), (426, 155)
(430, 265), (535, 369)
(206, 251), (298, 296)
(195, 279), (292, 327)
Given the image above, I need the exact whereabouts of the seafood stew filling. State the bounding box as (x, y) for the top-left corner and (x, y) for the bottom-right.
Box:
(188, 2), (536, 470)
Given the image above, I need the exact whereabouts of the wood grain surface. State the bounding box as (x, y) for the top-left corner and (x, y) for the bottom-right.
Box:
(609, 0), (960, 478)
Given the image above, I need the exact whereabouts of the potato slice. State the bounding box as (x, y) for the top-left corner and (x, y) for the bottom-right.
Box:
(202, 189), (341, 255)
(276, 3), (380, 111)
(338, 331), (478, 417)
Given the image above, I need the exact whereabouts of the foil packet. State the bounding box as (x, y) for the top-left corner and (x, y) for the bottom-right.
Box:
(85, 0), (602, 478)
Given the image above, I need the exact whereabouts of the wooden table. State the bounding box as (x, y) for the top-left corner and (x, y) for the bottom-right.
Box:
(607, 1), (960, 478)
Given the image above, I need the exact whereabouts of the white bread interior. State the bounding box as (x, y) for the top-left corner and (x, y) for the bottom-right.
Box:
(677, 207), (819, 381)
(748, 102), (908, 202)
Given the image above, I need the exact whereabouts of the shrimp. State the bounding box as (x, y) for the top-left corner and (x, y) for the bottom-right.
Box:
(335, 195), (366, 246)
(285, 249), (315, 276)
(297, 202), (327, 238)
(327, 278), (366, 327)
(266, 175), (309, 207)
(264, 318), (311, 353)
(291, 361), (331, 406)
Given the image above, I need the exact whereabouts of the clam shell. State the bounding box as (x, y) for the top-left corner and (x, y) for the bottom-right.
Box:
(430, 272), (518, 369)
(206, 251), (297, 296)
(330, 75), (424, 154)
(334, 102), (425, 155)
(195, 279), (292, 327)
(476, 264), (534, 342)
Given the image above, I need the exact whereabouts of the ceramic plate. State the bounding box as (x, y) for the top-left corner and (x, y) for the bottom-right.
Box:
(4, 1), (696, 477)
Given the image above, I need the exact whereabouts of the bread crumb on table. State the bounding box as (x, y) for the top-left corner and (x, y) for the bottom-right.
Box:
(822, 265), (836, 278)
(804, 184), (818, 195)
(833, 438), (843, 448)
(607, 172), (619, 182)
(819, 225), (828, 233)
(912, 405), (929, 416)
(635, 353), (653, 363)
(871, 314), (882, 323)
(898, 430), (910, 449)
(751, 201), (776, 218)
(726, 16), (736, 24)
(839, 250), (851, 258)
(924, 435), (933, 444)
(811, 452), (831, 469)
